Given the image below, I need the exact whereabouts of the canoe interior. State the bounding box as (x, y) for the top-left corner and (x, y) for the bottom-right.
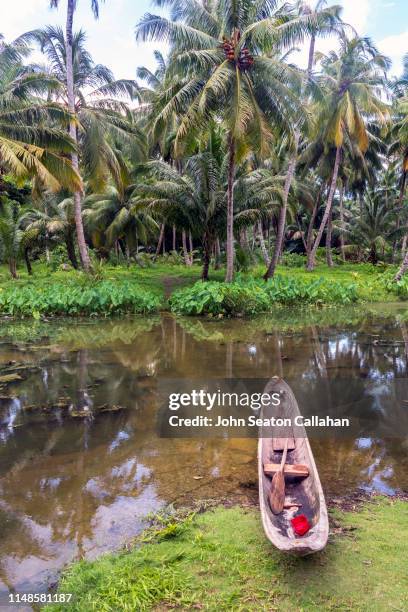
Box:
(258, 378), (329, 555)
(260, 437), (320, 533)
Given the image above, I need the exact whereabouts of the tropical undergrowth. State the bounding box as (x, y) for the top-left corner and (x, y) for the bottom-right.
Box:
(169, 276), (359, 317)
(0, 280), (160, 317)
(383, 271), (408, 299)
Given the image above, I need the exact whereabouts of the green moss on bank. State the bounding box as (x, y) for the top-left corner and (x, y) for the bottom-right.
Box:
(47, 499), (408, 611)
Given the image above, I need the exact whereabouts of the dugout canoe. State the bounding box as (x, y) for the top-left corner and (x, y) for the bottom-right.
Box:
(258, 377), (329, 556)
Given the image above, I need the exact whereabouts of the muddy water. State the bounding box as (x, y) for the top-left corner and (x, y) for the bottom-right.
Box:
(1, 305), (408, 596)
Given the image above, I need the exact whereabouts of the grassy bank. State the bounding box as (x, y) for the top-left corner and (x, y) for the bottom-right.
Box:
(48, 498), (408, 611)
(0, 260), (404, 318)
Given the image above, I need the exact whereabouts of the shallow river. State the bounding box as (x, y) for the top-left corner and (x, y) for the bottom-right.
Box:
(1, 305), (408, 596)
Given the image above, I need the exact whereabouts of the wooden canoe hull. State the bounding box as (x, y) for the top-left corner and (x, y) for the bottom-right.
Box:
(258, 378), (329, 556)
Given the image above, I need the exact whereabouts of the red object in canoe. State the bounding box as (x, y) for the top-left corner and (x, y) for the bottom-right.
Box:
(291, 514), (311, 536)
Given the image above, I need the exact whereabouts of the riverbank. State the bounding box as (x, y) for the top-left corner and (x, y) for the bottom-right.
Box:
(0, 261), (404, 318)
(47, 497), (408, 611)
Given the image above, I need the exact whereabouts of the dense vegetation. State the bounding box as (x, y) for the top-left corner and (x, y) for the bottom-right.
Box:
(48, 499), (408, 611)
(170, 276), (359, 316)
(0, 279), (159, 316)
(0, 0), (408, 304)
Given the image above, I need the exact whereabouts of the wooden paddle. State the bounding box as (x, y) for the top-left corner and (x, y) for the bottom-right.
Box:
(269, 439), (288, 514)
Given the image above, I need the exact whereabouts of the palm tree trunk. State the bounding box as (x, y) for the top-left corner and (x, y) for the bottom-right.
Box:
(295, 215), (307, 251)
(394, 166), (408, 261)
(172, 225), (176, 251)
(264, 130), (299, 280)
(214, 237), (221, 269)
(202, 232), (211, 281)
(45, 236), (50, 264)
(307, 146), (341, 271)
(118, 239), (127, 261)
(307, 33), (316, 78)
(369, 242), (377, 264)
(126, 242), (130, 267)
(66, 232), (78, 269)
(399, 166), (407, 208)
(66, 0), (91, 272)
(9, 258), (17, 279)
(188, 230), (193, 260)
(325, 208), (333, 267)
(240, 228), (250, 251)
(395, 249), (408, 281)
(395, 166), (408, 278)
(257, 221), (270, 265)
(301, 31), (318, 260)
(24, 248), (32, 275)
(43, 199), (50, 263)
(306, 187), (322, 258)
(182, 229), (192, 266)
(225, 133), (235, 282)
(155, 223), (164, 257)
(339, 182), (346, 261)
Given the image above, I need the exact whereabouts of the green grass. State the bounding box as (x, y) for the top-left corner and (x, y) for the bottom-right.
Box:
(46, 498), (408, 611)
(0, 261), (204, 295)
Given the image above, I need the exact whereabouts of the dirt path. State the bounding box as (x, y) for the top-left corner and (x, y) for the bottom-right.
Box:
(161, 274), (199, 298)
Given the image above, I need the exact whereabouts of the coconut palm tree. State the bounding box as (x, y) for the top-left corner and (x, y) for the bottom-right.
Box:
(0, 34), (80, 193)
(136, 50), (176, 254)
(386, 55), (408, 199)
(83, 165), (158, 264)
(30, 16), (144, 271)
(137, 150), (226, 280)
(27, 26), (143, 187)
(47, 197), (79, 268)
(394, 111), (408, 277)
(26, 194), (80, 268)
(49, 0), (105, 271)
(297, 0), (345, 78)
(138, 130), (293, 280)
(304, 36), (390, 271)
(392, 58), (408, 278)
(135, 0), (322, 281)
(47, 0), (137, 272)
(0, 201), (36, 278)
(263, 0), (345, 279)
(340, 188), (401, 263)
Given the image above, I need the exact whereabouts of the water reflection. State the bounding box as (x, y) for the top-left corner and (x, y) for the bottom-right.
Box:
(1, 306), (408, 594)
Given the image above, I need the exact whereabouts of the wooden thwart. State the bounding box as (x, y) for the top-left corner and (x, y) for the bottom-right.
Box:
(272, 436), (295, 451)
(263, 463), (309, 479)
